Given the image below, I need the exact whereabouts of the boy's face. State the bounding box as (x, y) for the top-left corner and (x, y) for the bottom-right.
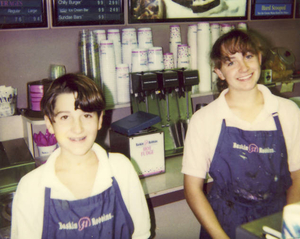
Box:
(45, 93), (102, 158)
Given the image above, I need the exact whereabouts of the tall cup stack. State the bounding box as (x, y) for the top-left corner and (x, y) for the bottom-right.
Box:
(169, 25), (182, 68)
(138, 27), (154, 50)
(210, 23), (221, 92)
(187, 24), (198, 70)
(221, 23), (234, 35)
(100, 40), (117, 106)
(148, 47), (164, 71)
(122, 28), (138, 72)
(86, 31), (101, 88)
(79, 29), (89, 76)
(197, 22), (212, 92)
(93, 29), (106, 44)
(107, 29), (122, 65)
(116, 64), (130, 104)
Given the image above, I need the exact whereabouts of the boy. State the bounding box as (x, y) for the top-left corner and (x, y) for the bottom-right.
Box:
(11, 73), (151, 239)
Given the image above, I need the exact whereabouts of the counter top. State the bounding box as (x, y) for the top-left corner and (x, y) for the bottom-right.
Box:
(236, 212), (282, 239)
(141, 155), (212, 199)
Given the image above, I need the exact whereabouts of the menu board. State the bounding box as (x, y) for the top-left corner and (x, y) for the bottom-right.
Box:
(251, 0), (294, 19)
(128, 0), (248, 23)
(51, 0), (124, 27)
(0, 0), (48, 29)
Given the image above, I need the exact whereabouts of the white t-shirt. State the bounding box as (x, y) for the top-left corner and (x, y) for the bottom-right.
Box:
(11, 143), (151, 239)
(182, 84), (300, 178)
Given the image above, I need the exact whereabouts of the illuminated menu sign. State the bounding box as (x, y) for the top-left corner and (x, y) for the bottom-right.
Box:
(51, 0), (124, 26)
(0, 0), (48, 29)
(251, 0), (294, 19)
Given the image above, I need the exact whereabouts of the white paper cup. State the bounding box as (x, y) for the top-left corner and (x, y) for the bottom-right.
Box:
(138, 27), (153, 50)
(281, 201), (300, 239)
(163, 53), (174, 70)
(116, 64), (130, 104)
(131, 48), (148, 72)
(177, 44), (189, 69)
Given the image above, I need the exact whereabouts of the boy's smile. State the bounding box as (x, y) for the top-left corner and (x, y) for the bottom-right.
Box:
(45, 93), (102, 159)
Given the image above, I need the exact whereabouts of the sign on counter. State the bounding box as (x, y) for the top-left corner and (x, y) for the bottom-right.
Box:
(51, 0), (124, 27)
(0, 0), (48, 29)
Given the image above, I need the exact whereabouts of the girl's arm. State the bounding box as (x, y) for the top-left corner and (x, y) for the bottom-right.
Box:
(184, 174), (230, 239)
(286, 169), (300, 204)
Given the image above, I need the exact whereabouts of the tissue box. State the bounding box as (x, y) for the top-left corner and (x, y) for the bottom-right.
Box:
(282, 201), (300, 239)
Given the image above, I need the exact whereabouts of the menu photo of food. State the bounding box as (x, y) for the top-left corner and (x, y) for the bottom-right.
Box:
(129, 0), (248, 22)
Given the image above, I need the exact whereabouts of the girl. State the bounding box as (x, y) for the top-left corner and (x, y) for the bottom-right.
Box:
(182, 30), (300, 239)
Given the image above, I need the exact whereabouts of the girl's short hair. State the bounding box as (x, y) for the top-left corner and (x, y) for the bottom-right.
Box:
(210, 29), (264, 92)
(210, 29), (263, 69)
(41, 73), (106, 123)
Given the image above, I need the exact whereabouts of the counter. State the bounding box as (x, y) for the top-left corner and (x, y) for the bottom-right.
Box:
(236, 212), (282, 239)
(142, 155), (213, 207)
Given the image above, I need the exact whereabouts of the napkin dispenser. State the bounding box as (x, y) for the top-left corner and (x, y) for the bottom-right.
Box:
(110, 111), (165, 178)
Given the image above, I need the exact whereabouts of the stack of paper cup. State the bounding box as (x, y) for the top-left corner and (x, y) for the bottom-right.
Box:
(107, 29), (122, 65)
(122, 28), (137, 72)
(211, 23), (221, 92)
(281, 201), (300, 239)
(100, 40), (117, 106)
(177, 44), (189, 69)
(131, 48), (148, 72)
(169, 25), (182, 68)
(116, 64), (130, 104)
(221, 24), (234, 35)
(163, 53), (174, 70)
(197, 22), (212, 93)
(138, 27), (153, 50)
(187, 24), (198, 70)
(237, 22), (248, 31)
(93, 29), (106, 45)
(148, 47), (164, 71)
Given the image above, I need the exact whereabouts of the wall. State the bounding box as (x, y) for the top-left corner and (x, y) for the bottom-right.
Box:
(0, 18), (300, 109)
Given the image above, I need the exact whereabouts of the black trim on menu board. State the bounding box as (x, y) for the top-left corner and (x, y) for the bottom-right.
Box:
(0, 0), (48, 29)
(296, 0), (300, 17)
(128, 0), (248, 23)
(251, 0), (294, 20)
(51, 0), (124, 27)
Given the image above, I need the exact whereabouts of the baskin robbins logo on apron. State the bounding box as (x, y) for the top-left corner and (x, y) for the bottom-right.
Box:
(232, 142), (275, 154)
(58, 213), (114, 231)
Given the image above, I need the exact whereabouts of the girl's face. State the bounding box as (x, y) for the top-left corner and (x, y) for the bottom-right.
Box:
(45, 93), (102, 158)
(215, 51), (262, 92)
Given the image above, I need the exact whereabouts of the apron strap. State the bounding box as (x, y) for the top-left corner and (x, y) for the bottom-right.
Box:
(272, 112), (284, 136)
(41, 187), (51, 239)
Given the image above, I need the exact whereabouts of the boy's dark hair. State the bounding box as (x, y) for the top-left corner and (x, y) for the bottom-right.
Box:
(41, 73), (106, 123)
(210, 29), (264, 92)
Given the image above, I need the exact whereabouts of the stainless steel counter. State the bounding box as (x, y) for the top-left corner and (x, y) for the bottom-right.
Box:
(141, 155), (212, 207)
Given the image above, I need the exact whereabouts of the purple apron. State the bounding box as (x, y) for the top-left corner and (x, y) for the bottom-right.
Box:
(42, 177), (134, 239)
(200, 113), (292, 239)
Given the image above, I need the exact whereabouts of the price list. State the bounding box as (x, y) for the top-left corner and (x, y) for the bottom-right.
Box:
(0, 0), (47, 28)
(53, 0), (123, 26)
